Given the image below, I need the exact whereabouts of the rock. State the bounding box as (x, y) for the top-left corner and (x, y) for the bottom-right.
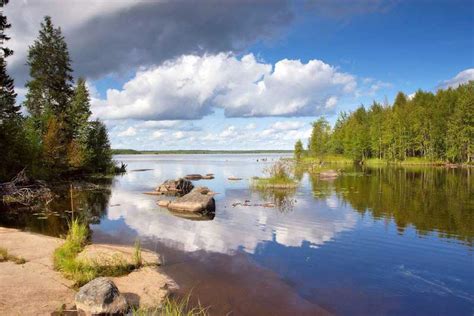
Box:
(75, 277), (128, 315)
(184, 174), (203, 180)
(112, 267), (178, 309)
(228, 176), (243, 181)
(157, 200), (171, 207)
(319, 170), (339, 180)
(77, 244), (161, 267)
(167, 187), (216, 213)
(155, 178), (194, 196)
(185, 173), (215, 180)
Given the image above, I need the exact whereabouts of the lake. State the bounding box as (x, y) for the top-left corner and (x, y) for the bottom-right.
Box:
(0, 154), (473, 315)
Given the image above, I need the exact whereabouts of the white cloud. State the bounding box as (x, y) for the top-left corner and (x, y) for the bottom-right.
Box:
(439, 68), (474, 89)
(117, 127), (137, 137)
(92, 53), (357, 120)
(245, 123), (257, 130)
(270, 121), (306, 131)
(152, 131), (163, 139)
(173, 131), (186, 140)
(106, 188), (357, 255)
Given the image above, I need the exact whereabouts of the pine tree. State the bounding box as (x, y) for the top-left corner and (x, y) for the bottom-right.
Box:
(24, 16), (73, 119)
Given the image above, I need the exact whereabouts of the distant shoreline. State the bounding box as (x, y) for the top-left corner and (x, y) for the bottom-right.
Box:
(112, 149), (293, 155)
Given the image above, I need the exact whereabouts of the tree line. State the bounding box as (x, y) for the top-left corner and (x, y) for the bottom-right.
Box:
(0, 1), (115, 181)
(296, 81), (473, 164)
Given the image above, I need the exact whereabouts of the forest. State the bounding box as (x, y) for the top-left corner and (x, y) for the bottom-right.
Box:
(0, 1), (114, 182)
(297, 82), (473, 164)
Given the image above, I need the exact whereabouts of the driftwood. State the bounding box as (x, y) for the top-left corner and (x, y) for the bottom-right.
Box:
(0, 169), (54, 205)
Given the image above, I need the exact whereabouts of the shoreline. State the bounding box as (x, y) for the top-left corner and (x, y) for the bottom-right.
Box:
(0, 227), (176, 315)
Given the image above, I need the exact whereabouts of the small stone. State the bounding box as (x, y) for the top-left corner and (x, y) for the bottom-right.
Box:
(75, 277), (128, 315)
(158, 200), (171, 207)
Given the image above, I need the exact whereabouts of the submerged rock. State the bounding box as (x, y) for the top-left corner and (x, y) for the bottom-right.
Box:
(75, 277), (127, 315)
(185, 174), (215, 180)
(155, 178), (194, 196)
(228, 176), (243, 181)
(184, 174), (203, 180)
(319, 170), (339, 180)
(166, 187), (216, 213)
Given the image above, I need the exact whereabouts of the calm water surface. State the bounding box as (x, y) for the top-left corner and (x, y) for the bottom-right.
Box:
(1, 154), (473, 315)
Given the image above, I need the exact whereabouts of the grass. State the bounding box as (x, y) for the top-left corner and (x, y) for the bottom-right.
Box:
(299, 155), (353, 165)
(0, 247), (27, 264)
(53, 219), (144, 287)
(132, 294), (209, 316)
(253, 160), (298, 189)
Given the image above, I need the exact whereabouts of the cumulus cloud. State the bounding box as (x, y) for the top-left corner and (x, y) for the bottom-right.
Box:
(92, 53), (357, 120)
(270, 121), (306, 131)
(5, 0), (293, 83)
(439, 68), (474, 89)
(106, 187), (357, 254)
(117, 127), (137, 137)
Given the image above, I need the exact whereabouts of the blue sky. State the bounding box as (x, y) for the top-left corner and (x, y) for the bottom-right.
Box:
(6, 0), (474, 150)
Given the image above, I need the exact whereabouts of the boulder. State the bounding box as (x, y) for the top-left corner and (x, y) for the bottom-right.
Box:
(167, 187), (216, 213)
(75, 277), (128, 315)
(76, 244), (160, 267)
(184, 174), (203, 180)
(155, 178), (194, 196)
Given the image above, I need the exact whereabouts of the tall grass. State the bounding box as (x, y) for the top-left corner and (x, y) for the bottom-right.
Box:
(253, 160), (298, 189)
(53, 219), (142, 287)
(132, 294), (208, 316)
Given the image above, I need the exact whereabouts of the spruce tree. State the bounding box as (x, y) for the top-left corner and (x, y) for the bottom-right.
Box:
(0, 0), (26, 180)
(0, 0), (20, 120)
(24, 16), (73, 119)
(69, 78), (91, 138)
(85, 120), (112, 173)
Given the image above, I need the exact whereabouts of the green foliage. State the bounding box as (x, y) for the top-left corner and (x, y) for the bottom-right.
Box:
(0, 13), (116, 181)
(309, 117), (330, 159)
(84, 120), (113, 173)
(24, 16), (73, 119)
(294, 139), (303, 160)
(53, 219), (143, 287)
(253, 160), (298, 189)
(0, 0), (28, 180)
(300, 82), (474, 164)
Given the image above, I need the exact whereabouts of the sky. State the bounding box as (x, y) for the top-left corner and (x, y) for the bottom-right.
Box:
(4, 0), (474, 150)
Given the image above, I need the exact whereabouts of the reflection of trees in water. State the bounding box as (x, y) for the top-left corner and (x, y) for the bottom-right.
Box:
(326, 167), (473, 244)
(308, 173), (335, 199)
(0, 179), (113, 236)
(253, 187), (297, 213)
